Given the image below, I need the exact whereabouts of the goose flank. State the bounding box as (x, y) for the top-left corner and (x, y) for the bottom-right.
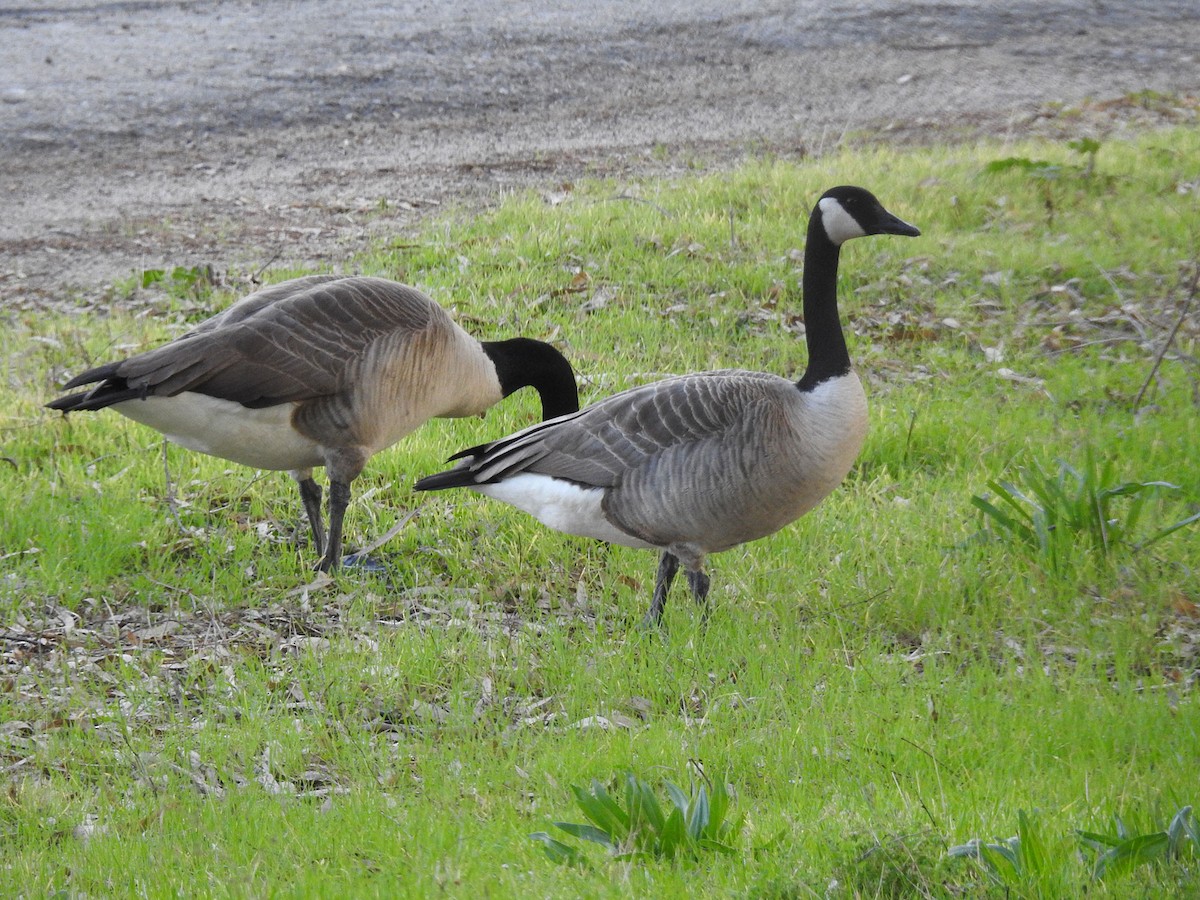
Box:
(414, 187), (919, 625)
(47, 275), (580, 571)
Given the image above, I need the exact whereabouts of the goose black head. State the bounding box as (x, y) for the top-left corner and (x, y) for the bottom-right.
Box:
(482, 338), (580, 420)
(816, 185), (921, 246)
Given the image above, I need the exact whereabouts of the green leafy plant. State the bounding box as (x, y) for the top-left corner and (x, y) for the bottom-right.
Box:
(950, 805), (1199, 891)
(140, 264), (216, 300)
(984, 137), (1104, 226)
(984, 138), (1101, 180)
(530, 771), (744, 865)
(1066, 137), (1101, 176)
(984, 156), (1064, 179)
(947, 810), (1052, 891)
(1078, 806), (1198, 879)
(971, 451), (1199, 573)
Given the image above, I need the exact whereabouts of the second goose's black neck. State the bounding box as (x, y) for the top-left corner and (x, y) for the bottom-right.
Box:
(795, 216), (851, 392)
(483, 338), (581, 420)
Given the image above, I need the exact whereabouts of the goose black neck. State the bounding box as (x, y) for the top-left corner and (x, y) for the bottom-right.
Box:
(795, 216), (851, 392)
(483, 338), (580, 420)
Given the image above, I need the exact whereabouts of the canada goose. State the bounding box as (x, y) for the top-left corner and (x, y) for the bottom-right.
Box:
(415, 186), (919, 625)
(47, 275), (580, 571)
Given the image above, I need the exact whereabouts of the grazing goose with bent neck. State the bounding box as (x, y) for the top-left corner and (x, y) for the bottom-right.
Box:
(47, 276), (579, 571)
(416, 186), (920, 625)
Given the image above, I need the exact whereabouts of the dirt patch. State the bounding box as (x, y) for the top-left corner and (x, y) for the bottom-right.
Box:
(3, 1), (1199, 307)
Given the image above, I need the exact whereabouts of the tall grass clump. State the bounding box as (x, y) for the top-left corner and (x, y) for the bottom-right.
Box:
(531, 770), (744, 865)
(972, 449), (1200, 575)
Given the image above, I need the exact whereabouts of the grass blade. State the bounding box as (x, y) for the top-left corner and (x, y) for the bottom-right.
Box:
(660, 807), (687, 858)
(949, 838), (1019, 886)
(664, 779), (691, 818)
(626, 773), (666, 836)
(697, 838), (738, 855)
(947, 839), (983, 859)
(686, 784), (711, 840)
(1167, 805), (1194, 857)
(708, 780), (731, 834)
(1016, 810), (1047, 878)
(1184, 807), (1200, 849)
(553, 821), (616, 849)
(1139, 509), (1200, 550)
(573, 782), (628, 838)
(1115, 813), (1129, 841)
(988, 479), (1038, 525)
(530, 832), (587, 866)
(1095, 832), (1170, 878)
(971, 494), (1034, 544)
(1077, 829), (1122, 852)
(978, 842), (1020, 884)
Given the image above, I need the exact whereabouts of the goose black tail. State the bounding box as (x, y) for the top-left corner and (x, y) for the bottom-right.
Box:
(45, 362), (137, 413)
(413, 466), (481, 492)
(45, 383), (143, 413)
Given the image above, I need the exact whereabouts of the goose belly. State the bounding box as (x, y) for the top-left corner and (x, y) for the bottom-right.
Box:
(476, 474), (657, 550)
(114, 393), (325, 471)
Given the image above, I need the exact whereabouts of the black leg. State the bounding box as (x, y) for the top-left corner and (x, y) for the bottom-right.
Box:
(641, 551), (679, 629)
(297, 477), (325, 556)
(316, 479), (352, 572)
(312, 447), (370, 573)
(686, 567), (711, 624)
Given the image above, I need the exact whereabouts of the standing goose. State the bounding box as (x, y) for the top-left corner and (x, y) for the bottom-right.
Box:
(415, 186), (919, 625)
(47, 275), (579, 571)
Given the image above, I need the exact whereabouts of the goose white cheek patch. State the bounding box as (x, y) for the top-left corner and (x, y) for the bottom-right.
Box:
(818, 197), (867, 245)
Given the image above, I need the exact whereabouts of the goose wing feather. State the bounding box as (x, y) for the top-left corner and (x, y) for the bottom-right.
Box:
(178, 275), (345, 337)
(453, 370), (787, 485)
(60, 277), (447, 410)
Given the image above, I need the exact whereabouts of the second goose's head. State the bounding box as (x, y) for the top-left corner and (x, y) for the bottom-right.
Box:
(814, 185), (921, 247)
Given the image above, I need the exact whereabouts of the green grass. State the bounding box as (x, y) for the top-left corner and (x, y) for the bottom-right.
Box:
(2, 115), (1199, 896)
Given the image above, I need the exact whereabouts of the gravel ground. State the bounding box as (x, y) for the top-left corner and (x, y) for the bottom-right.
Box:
(2, 0), (1199, 304)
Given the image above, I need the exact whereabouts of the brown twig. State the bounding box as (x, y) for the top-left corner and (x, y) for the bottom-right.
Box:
(249, 248), (284, 285)
(1132, 263), (1199, 414)
(351, 507), (420, 558)
(161, 440), (186, 532)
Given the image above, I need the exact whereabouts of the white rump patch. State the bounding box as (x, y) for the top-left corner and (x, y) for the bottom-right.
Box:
(114, 392), (325, 471)
(475, 474), (656, 550)
(818, 196), (867, 245)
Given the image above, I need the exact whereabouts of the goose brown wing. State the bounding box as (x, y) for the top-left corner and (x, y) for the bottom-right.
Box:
(179, 275), (344, 337)
(460, 370), (783, 487)
(76, 277), (444, 409)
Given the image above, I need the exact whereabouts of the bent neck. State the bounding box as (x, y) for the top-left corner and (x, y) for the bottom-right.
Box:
(795, 220), (851, 392)
(482, 338), (580, 420)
